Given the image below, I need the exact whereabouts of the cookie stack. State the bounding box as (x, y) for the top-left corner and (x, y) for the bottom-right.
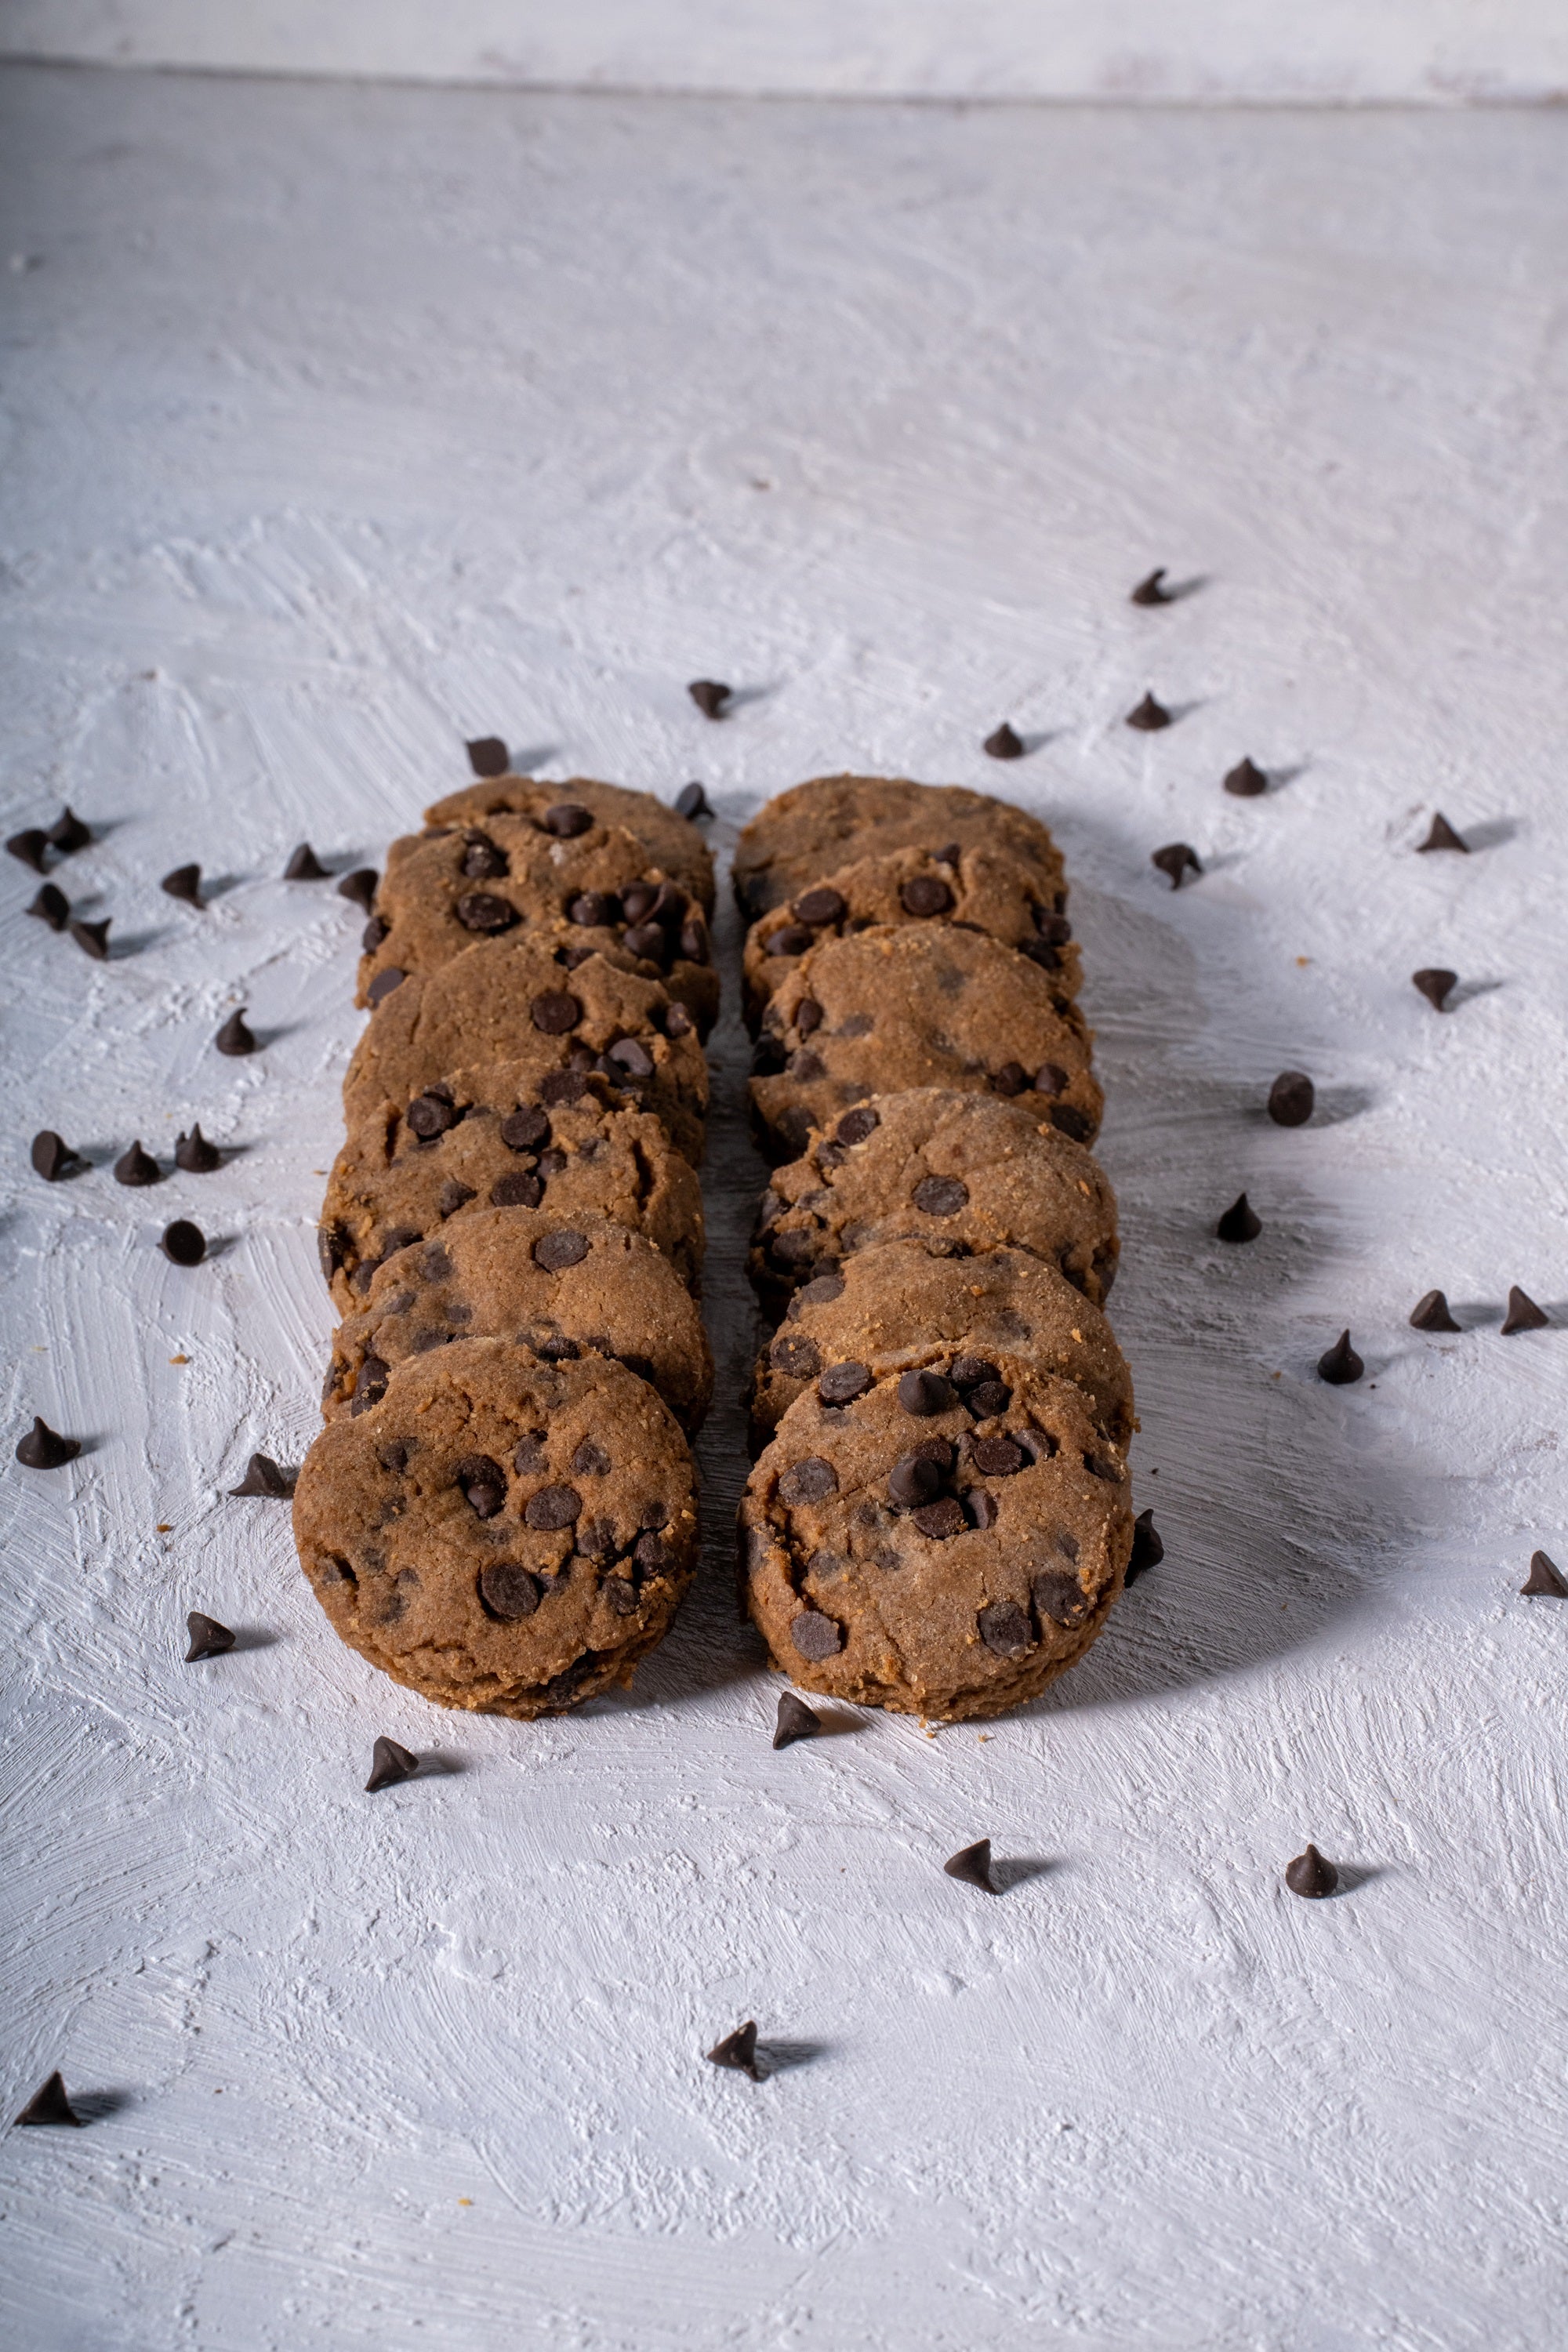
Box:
(292, 757), (717, 1718)
(735, 775), (1136, 1722)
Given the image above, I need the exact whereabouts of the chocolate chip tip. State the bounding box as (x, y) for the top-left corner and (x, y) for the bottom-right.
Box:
(983, 722), (1024, 761)
(283, 842), (328, 881)
(465, 735), (510, 778)
(1522, 1550), (1568, 1598)
(365, 1734), (419, 1792)
(1152, 842), (1201, 889)
(13, 2071), (82, 2127)
(1284, 1842), (1338, 1900)
(1316, 1330), (1364, 1385)
(1409, 1289), (1461, 1334)
(15, 1414), (82, 1469)
(1224, 757), (1268, 797)
(31, 1129), (81, 1181)
(772, 1691), (822, 1750)
(214, 1009), (258, 1057)
(687, 680), (731, 720)
(1501, 1285), (1549, 1336)
(1411, 967), (1457, 1012)
(706, 2020), (761, 2078)
(943, 1838), (997, 1893)
(161, 1218), (206, 1267)
(1127, 692), (1171, 731)
(1417, 813), (1468, 855)
(674, 781), (713, 821)
(1125, 1507), (1163, 1583)
(160, 862), (203, 905)
(185, 1610), (236, 1661)
(1130, 568), (1174, 607)
(228, 1452), (297, 1500)
(1216, 1192), (1262, 1244)
(69, 916), (111, 961)
(1266, 1071), (1314, 1127)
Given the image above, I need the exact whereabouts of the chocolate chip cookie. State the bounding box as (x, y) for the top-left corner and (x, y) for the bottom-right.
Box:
(343, 936), (709, 1164)
(423, 775), (714, 912)
(294, 1340), (699, 1717)
(361, 815), (717, 1034)
(325, 1210), (713, 1434)
(749, 925), (1101, 1163)
(732, 774), (1065, 918)
(742, 841), (1079, 1029)
(319, 1065), (704, 1312)
(750, 1087), (1117, 1308)
(750, 1242), (1133, 1450)
(738, 1363), (1132, 1720)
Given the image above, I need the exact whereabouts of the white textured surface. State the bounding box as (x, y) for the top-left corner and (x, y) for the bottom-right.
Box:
(4, 0), (1567, 105)
(3, 64), (1568, 2351)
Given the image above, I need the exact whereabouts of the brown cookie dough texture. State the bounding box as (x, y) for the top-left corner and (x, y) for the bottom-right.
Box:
(294, 1340), (698, 1717)
(751, 1087), (1118, 1308)
(423, 775), (714, 913)
(750, 1242), (1133, 1450)
(343, 936), (709, 1165)
(749, 925), (1102, 1163)
(732, 774), (1065, 918)
(325, 1210), (713, 1435)
(320, 1065), (704, 1312)
(742, 841), (1080, 1029)
(360, 814), (717, 1034)
(739, 1364), (1132, 1720)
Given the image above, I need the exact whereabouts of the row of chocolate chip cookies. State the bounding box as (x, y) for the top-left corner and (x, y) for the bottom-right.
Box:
(734, 774), (1137, 1722)
(292, 757), (720, 1718)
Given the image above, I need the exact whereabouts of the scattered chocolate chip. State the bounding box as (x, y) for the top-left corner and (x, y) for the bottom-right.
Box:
(1152, 842), (1201, 889)
(983, 723), (1024, 760)
(1417, 812), (1468, 854)
(70, 917), (111, 960)
(1410, 1289), (1460, 1333)
(13, 2071), (81, 2127)
(1130, 568), (1174, 607)
(480, 1561), (543, 1619)
(215, 1008), (258, 1055)
(1412, 967), (1457, 1011)
(230, 1452), (296, 1498)
(1284, 1843), (1338, 1900)
(1316, 1330), (1364, 1385)
(160, 862), (204, 906)
(336, 867), (377, 910)
(31, 1130), (80, 1181)
(1501, 1286), (1549, 1334)
(284, 842), (327, 880)
(7, 828), (51, 873)
(772, 1691), (821, 1749)
(992, 1062), (1028, 1097)
(978, 1600), (1033, 1656)
(403, 1091), (456, 1142)
(835, 1107), (879, 1145)
(898, 1370), (955, 1417)
(15, 1416), (80, 1469)
(1050, 1105), (1094, 1143)
(533, 1229), (589, 1273)
(539, 804), (593, 843)
(817, 1360), (871, 1405)
(369, 967), (408, 1005)
(1031, 1569), (1082, 1623)
(688, 680), (731, 719)
(789, 888), (844, 931)
(950, 1357), (1000, 1392)
(456, 891), (516, 933)
(27, 882), (69, 929)
(350, 1353), (390, 1411)
(1522, 1550), (1568, 1598)
(565, 890), (615, 930)
(45, 807), (90, 855)
(965, 1381), (1012, 1419)
(663, 1003), (695, 1036)
(793, 1000), (824, 1042)
(531, 990), (581, 1035)
(494, 1107), (545, 1156)
(676, 781), (713, 820)
(185, 1610), (234, 1660)
(466, 736), (509, 777)
(607, 1036), (653, 1078)
(966, 1490), (999, 1528)
(794, 1272), (844, 1312)
(1224, 757), (1268, 797)
(1127, 693), (1171, 731)
(361, 916), (389, 950)
(570, 1439), (610, 1479)
(679, 917), (710, 963)
(114, 1139), (160, 1186)
(888, 1451), (943, 1508)
(897, 873), (955, 924)
(1267, 1071), (1314, 1127)
(913, 1496), (967, 1541)
(1217, 1192), (1262, 1244)
(460, 831), (508, 880)
(943, 1838), (996, 1891)
(161, 1219), (205, 1266)
(707, 2020), (760, 2077)
(969, 1436), (1025, 1478)
(769, 1333), (822, 1381)
(524, 1483), (582, 1530)
(620, 920), (666, 964)
(779, 1456), (838, 1505)
(789, 1608), (842, 1660)
(452, 1454), (505, 1518)
(633, 1530), (673, 1577)
(539, 1071), (589, 1107)
(365, 1736), (419, 1792)
(1126, 1508), (1163, 1582)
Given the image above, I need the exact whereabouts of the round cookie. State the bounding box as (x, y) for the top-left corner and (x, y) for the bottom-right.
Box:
(319, 1065), (704, 1312)
(750, 1087), (1117, 1308)
(742, 841), (1079, 1030)
(423, 775), (714, 912)
(749, 925), (1101, 1163)
(343, 936), (710, 1165)
(361, 815), (717, 1034)
(750, 1242), (1133, 1450)
(294, 1340), (699, 1719)
(732, 774), (1065, 918)
(739, 1363), (1132, 1721)
(325, 1210), (713, 1436)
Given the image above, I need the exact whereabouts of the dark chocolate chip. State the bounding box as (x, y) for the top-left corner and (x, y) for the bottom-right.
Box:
(31, 1130), (80, 1181)
(818, 1360), (871, 1405)
(794, 1272), (844, 1312)
(230, 1452), (296, 1498)
(688, 680), (731, 719)
(1316, 1330), (1364, 1385)
(161, 1219), (205, 1266)
(663, 1003), (695, 1036)
(1412, 967), (1457, 1011)
(901, 875), (955, 917)
(215, 1008), (258, 1055)
(793, 999), (823, 1039)
(438, 1178), (477, 1219)
(1502, 1286), (1549, 1334)
(772, 1691), (821, 1749)
(768, 924), (814, 958)
(983, 723), (1023, 760)
(970, 1435), (1025, 1477)
(365, 1736), (419, 1792)
(1019, 937), (1062, 973)
(531, 990), (581, 1034)
(706, 2020), (760, 2077)
(174, 1123), (222, 1173)
(480, 1562), (543, 1620)
(1284, 1844), (1338, 1899)
(456, 891), (517, 933)
(978, 1601), (1033, 1657)
(1130, 568), (1174, 606)
(1050, 1105), (1094, 1143)
(15, 1416), (80, 1469)
(570, 1440), (610, 1479)
(620, 883), (659, 924)
(47, 806), (91, 855)
(913, 1174), (968, 1218)
(966, 1381), (1012, 1419)
(1125, 1508), (1163, 1583)
(898, 1369), (956, 1417)
(13, 2072), (81, 2127)
(7, 828), (51, 873)
(789, 1608), (842, 1660)
(1522, 1550), (1568, 1598)
(779, 1456), (839, 1505)
(512, 1435), (546, 1475)
(676, 781), (713, 820)
(349, 1353), (390, 1413)
(1417, 812), (1468, 853)
(524, 1483), (582, 1530)
(568, 890), (619, 929)
(1127, 693), (1171, 731)
(887, 1451), (943, 1508)
(459, 831), (508, 880)
(793, 887), (847, 927)
(913, 1496), (966, 1541)
(1217, 1192), (1262, 1244)
(539, 1071), (589, 1107)
(465, 736), (509, 777)
(1033, 908), (1072, 944)
(770, 1332), (822, 1380)
(1223, 757), (1268, 797)
(679, 917), (710, 963)
(453, 1454), (506, 1518)
(1268, 1071), (1314, 1127)
(27, 882), (69, 929)
(633, 1530), (673, 1577)
(70, 917), (111, 960)
(534, 1230), (589, 1273)
(607, 1036), (653, 1077)
(185, 1610), (234, 1661)
(992, 1062), (1028, 1096)
(499, 1106), (549, 1153)
(951, 1356), (1001, 1392)
(114, 1139), (160, 1186)
(943, 1838), (996, 1891)
(540, 803), (593, 840)
(536, 1149), (568, 1176)
(622, 921), (668, 964)
(601, 1575), (638, 1616)
(161, 862), (205, 906)
(1031, 1569), (1083, 1624)
(831, 1106), (877, 1147)
(1410, 1290), (1461, 1333)
(336, 866), (377, 910)
(407, 1091), (459, 1140)
(1152, 842), (1201, 889)
(361, 916), (389, 950)
(284, 842), (327, 880)
(966, 1489), (999, 1528)
(491, 1172), (544, 1208)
